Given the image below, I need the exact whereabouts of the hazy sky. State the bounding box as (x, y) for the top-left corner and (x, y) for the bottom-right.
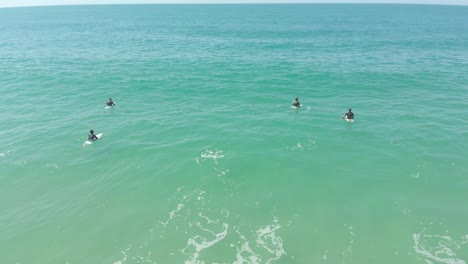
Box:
(1, 0), (468, 8)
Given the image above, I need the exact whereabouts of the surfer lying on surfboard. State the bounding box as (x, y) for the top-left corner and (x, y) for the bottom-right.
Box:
(342, 108), (354, 120)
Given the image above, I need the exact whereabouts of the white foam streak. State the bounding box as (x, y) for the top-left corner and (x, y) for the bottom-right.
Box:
(160, 203), (184, 227)
(113, 249), (129, 264)
(198, 212), (218, 224)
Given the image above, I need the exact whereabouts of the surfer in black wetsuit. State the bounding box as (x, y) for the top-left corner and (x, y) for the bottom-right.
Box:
(292, 97), (301, 107)
(88, 130), (98, 141)
(343, 108), (354, 120)
(106, 98), (116, 106)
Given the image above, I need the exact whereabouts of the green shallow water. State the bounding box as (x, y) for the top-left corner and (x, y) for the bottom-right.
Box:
(1, 4), (468, 264)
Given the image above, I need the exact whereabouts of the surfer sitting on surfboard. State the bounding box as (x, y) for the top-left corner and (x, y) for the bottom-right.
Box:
(106, 98), (116, 106)
(343, 108), (354, 120)
(88, 130), (99, 141)
(292, 97), (301, 107)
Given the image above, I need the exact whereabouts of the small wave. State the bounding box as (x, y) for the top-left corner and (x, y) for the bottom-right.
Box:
(111, 188), (288, 264)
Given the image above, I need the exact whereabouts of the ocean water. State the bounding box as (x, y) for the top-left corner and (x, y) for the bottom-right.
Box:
(1, 4), (468, 264)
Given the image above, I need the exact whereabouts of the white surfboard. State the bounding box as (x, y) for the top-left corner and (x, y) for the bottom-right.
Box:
(344, 118), (354, 122)
(83, 133), (103, 147)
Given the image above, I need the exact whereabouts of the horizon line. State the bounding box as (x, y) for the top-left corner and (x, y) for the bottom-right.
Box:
(1, 2), (468, 9)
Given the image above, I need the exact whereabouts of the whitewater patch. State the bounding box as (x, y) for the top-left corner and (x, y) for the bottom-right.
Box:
(413, 232), (468, 264)
(181, 223), (229, 264)
(199, 149), (224, 164)
(232, 217), (287, 264)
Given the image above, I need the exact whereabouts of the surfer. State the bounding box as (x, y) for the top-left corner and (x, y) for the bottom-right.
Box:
(292, 97), (301, 107)
(106, 98), (116, 106)
(88, 130), (99, 141)
(343, 108), (354, 120)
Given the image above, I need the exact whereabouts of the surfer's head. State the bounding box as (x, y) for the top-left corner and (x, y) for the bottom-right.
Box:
(90, 129), (94, 134)
(295, 97), (299, 101)
(108, 98), (112, 101)
(349, 108), (352, 112)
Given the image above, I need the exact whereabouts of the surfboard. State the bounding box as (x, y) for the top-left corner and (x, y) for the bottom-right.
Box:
(344, 118), (354, 122)
(82, 133), (103, 147)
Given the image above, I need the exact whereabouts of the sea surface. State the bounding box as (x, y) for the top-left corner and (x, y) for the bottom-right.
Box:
(1, 4), (468, 264)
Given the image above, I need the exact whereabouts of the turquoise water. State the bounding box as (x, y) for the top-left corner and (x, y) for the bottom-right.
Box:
(1, 4), (468, 263)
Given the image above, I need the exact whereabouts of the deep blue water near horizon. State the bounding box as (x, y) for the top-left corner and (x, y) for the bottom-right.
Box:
(0, 4), (468, 264)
